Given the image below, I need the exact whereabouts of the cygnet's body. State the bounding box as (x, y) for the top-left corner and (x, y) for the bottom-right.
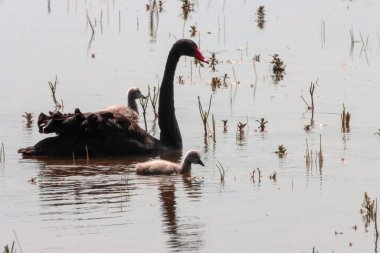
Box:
(136, 150), (204, 175)
(103, 87), (144, 121)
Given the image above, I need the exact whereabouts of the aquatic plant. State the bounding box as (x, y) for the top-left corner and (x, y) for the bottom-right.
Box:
(309, 81), (316, 126)
(221, 120), (228, 133)
(208, 52), (219, 72)
(304, 124), (312, 132)
(275, 144), (287, 158)
(253, 54), (261, 62)
(158, 0), (164, 12)
(256, 118), (268, 132)
(28, 177), (37, 184)
(360, 192), (376, 232)
(269, 171), (277, 182)
(318, 134), (323, 170)
(256, 5), (265, 30)
(250, 169), (256, 183)
(341, 104), (351, 132)
(139, 93), (150, 131)
(221, 73), (229, 87)
(181, 0), (194, 20)
(270, 54), (286, 84)
(148, 84), (160, 118)
(301, 95), (312, 111)
(189, 25), (197, 37)
(236, 122), (247, 142)
(305, 139), (312, 169)
(216, 160), (228, 184)
(3, 241), (16, 253)
(48, 75), (63, 111)
(22, 112), (33, 128)
(198, 95), (213, 140)
(211, 77), (222, 92)
(0, 142), (5, 166)
(177, 75), (185, 85)
(257, 168), (262, 183)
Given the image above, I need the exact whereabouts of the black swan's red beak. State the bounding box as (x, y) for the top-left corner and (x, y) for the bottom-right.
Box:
(194, 47), (209, 64)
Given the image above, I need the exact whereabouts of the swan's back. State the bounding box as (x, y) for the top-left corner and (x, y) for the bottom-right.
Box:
(102, 105), (139, 122)
(136, 160), (180, 175)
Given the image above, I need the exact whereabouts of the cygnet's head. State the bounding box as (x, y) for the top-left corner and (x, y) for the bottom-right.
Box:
(128, 87), (145, 100)
(185, 150), (205, 166)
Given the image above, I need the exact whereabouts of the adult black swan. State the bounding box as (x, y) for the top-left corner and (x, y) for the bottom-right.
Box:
(18, 39), (209, 156)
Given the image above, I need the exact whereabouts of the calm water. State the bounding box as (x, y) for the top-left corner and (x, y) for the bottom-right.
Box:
(1, 0), (380, 252)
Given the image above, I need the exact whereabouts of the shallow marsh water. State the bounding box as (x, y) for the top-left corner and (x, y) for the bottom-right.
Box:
(1, 0), (380, 252)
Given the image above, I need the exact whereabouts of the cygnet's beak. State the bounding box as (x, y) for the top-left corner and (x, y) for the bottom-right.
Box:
(198, 160), (205, 166)
(194, 47), (209, 64)
(139, 94), (147, 99)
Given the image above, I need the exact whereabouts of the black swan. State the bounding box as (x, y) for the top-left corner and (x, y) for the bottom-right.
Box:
(136, 150), (204, 175)
(18, 39), (209, 156)
(102, 87), (144, 122)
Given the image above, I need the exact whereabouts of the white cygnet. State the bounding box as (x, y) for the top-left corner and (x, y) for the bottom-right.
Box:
(136, 150), (204, 175)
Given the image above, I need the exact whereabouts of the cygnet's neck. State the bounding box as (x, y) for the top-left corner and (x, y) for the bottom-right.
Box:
(128, 92), (138, 113)
(180, 158), (192, 174)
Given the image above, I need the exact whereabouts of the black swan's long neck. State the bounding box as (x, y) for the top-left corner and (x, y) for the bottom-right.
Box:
(128, 93), (138, 114)
(158, 48), (182, 149)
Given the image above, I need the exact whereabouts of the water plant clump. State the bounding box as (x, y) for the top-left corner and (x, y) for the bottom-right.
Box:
(181, 0), (194, 20)
(3, 241), (16, 253)
(211, 77), (222, 92)
(250, 168), (262, 183)
(270, 54), (286, 84)
(269, 171), (277, 182)
(221, 120), (228, 133)
(256, 5), (265, 30)
(275, 144), (287, 158)
(208, 52), (219, 72)
(360, 192), (375, 232)
(177, 75), (185, 85)
(189, 25), (197, 37)
(341, 104), (351, 133)
(256, 118), (268, 132)
(22, 112), (33, 128)
(236, 122), (247, 142)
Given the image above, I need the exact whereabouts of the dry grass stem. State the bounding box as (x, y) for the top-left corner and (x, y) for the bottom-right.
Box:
(216, 160), (228, 184)
(139, 91), (150, 131)
(48, 76), (64, 111)
(148, 84), (160, 118)
(198, 95), (213, 138)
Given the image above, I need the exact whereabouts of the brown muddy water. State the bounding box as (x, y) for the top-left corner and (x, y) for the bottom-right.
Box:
(1, 0), (380, 252)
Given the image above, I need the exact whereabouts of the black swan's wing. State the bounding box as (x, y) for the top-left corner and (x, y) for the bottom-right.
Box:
(18, 108), (159, 156)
